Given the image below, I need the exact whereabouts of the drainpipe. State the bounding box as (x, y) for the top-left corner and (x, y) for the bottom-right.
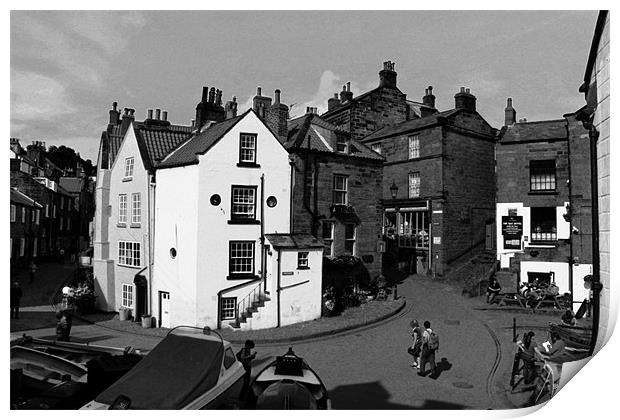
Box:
(261, 174), (266, 293)
(289, 157), (295, 232)
(565, 120), (574, 306)
(277, 248), (282, 327)
(148, 175), (155, 316)
(587, 124), (601, 357)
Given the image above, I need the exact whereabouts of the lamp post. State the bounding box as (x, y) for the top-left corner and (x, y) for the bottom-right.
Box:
(390, 181), (398, 200)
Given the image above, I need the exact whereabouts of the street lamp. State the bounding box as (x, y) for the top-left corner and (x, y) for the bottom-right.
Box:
(390, 181), (398, 200)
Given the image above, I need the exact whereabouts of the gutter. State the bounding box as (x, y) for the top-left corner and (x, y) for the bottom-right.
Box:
(260, 174), (266, 294)
(565, 120), (574, 306)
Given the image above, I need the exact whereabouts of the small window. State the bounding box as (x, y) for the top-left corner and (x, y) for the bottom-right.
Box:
(35, 209), (40, 225)
(33, 238), (38, 258)
(229, 241), (255, 276)
(223, 348), (237, 369)
(530, 207), (557, 242)
(322, 222), (334, 257)
(530, 160), (556, 192)
(20, 238), (26, 257)
(408, 172), (420, 198)
(60, 217), (64, 231)
(408, 135), (420, 159)
(345, 224), (356, 255)
(124, 157), (135, 178)
(61, 196), (64, 209)
(10, 205), (16, 222)
(298, 251), (309, 269)
(121, 283), (134, 308)
(221, 297), (237, 320)
(371, 143), (382, 155)
(333, 175), (348, 205)
(239, 133), (257, 164)
(53, 205), (57, 218)
(118, 194), (128, 224)
(21, 207), (26, 223)
(132, 193), (141, 225)
(336, 136), (348, 153)
(45, 204), (49, 217)
(231, 186), (257, 220)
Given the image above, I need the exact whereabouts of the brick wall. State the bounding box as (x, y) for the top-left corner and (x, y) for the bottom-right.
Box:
(290, 151), (383, 279)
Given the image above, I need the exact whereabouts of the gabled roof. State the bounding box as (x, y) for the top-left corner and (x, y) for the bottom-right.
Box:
(498, 119), (567, 144)
(321, 85), (405, 118)
(10, 188), (42, 208)
(361, 108), (461, 142)
(265, 233), (325, 249)
(133, 122), (193, 171)
(286, 113), (383, 161)
(158, 111), (249, 169)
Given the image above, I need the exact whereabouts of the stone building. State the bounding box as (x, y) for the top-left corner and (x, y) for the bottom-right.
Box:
(576, 10), (609, 354)
(357, 86), (496, 276)
(496, 99), (592, 311)
(10, 188), (43, 268)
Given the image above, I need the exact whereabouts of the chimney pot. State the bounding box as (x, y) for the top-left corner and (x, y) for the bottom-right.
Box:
(306, 106), (311, 114)
(233, 96), (237, 103)
(274, 89), (281, 104)
(347, 82), (351, 92)
(113, 102), (118, 111)
(507, 98), (513, 107)
(162, 111), (168, 121)
(155, 109), (161, 120)
(465, 88), (470, 94)
(208, 87), (216, 103)
(147, 109), (153, 119)
(504, 97), (516, 126)
(202, 87), (209, 102)
(460, 87), (465, 93)
(334, 93), (338, 99)
(257, 87), (262, 96)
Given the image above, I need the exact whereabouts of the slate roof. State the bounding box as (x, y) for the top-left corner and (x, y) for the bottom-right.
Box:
(498, 119), (567, 144)
(265, 233), (325, 249)
(158, 112), (248, 169)
(10, 188), (42, 208)
(286, 113), (383, 161)
(362, 108), (461, 142)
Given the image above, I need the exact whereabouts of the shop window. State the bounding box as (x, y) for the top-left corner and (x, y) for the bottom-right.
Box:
(530, 160), (556, 192)
(530, 207), (557, 242)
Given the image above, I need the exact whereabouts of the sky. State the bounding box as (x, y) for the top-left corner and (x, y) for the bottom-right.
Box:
(10, 10), (599, 162)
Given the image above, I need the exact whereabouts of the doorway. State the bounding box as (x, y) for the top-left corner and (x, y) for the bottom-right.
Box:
(159, 291), (170, 328)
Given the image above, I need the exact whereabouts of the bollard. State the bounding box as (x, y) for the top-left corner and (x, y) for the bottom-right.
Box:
(513, 317), (517, 342)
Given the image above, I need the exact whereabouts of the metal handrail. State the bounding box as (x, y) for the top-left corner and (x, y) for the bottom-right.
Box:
(236, 282), (265, 325)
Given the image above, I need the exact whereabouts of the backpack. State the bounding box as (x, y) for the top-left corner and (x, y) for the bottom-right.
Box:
(427, 329), (439, 350)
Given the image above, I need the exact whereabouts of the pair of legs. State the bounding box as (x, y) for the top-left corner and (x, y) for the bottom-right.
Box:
(418, 349), (436, 376)
(10, 305), (20, 319)
(487, 292), (499, 303)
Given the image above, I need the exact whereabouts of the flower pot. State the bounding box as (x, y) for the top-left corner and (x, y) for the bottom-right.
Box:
(141, 315), (152, 329)
(119, 307), (132, 321)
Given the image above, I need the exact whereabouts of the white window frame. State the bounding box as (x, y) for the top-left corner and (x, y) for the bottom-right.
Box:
(221, 297), (237, 320)
(408, 135), (420, 159)
(231, 186), (256, 220)
(131, 193), (141, 225)
(19, 238), (25, 257)
(10, 205), (16, 222)
(33, 238), (38, 258)
(229, 241), (255, 276)
(409, 172), (420, 198)
(297, 251), (309, 269)
(333, 175), (348, 205)
(124, 157), (135, 178)
(21, 207), (26, 223)
(45, 204), (49, 217)
(118, 241), (141, 267)
(239, 133), (257, 163)
(121, 283), (134, 308)
(322, 222), (334, 257)
(118, 194), (128, 224)
(345, 224), (356, 256)
(35, 209), (40, 225)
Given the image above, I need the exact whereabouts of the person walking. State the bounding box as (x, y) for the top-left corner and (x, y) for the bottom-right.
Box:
(520, 331), (537, 384)
(418, 320), (438, 377)
(409, 319), (423, 368)
(29, 260), (37, 283)
(10, 282), (23, 319)
(236, 339), (257, 398)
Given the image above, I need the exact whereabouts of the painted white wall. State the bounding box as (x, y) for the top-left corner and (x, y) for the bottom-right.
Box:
(278, 248), (322, 326)
(572, 263), (594, 312)
(105, 125), (151, 315)
(152, 164), (199, 328)
(93, 169), (114, 310)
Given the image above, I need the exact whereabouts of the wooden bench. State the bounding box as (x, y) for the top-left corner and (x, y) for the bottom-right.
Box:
(498, 293), (527, 308)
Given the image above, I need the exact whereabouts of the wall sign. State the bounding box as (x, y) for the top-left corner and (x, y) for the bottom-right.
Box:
(433, 237), (441, 245)
(502, 215), (523, 249)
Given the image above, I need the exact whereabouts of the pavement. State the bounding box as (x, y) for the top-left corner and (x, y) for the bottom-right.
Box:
(9, 265), (577, 409)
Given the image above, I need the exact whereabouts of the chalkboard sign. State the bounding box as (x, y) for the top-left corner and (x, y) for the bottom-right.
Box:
(501, 216), (523, 237)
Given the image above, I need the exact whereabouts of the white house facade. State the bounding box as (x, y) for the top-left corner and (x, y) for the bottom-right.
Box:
(153, 109), (323, 330)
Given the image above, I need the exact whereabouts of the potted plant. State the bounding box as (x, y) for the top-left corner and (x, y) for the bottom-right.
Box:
(119, 306), (132, 321)
(141, 314), (153, 328)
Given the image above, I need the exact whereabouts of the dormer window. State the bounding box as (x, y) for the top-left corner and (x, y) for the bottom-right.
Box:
(336, 136), (348, 153)
(239, 133), (257, 165)
(124, 157), (134, 179)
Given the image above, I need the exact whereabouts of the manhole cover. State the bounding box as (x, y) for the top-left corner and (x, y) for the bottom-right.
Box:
(452, 382), (474, 389)
(444, 319), (461, 325)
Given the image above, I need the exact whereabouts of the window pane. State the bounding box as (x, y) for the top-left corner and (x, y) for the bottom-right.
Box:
(408, 172), (420, 198)
(232, 187), (256, 219)
(531, 207), (557, 241)
(230, 242), (254, 274)
(530, 160), (556, 191)
(240, 134), (257, 163)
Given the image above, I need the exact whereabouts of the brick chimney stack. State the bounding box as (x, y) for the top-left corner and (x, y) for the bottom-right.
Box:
(422, 86), (435, 109)
(120, 107), (135, 133)
(195, 85), (226, 130)
(225, 96), (238, 119)
(268, 89), (289, 144)
(454, 87), (477, 112)
(109, 102), (120, 125)
(504, 97), (516, 126)
(253, 86), (272, 119)
(328, 93), (340, 112)
(379, 60), (397, 89)
(340, 83), (353, 103)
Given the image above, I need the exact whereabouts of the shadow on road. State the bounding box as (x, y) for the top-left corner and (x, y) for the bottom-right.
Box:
(429, 357), (453, 379)
(329, 380), (468, 409)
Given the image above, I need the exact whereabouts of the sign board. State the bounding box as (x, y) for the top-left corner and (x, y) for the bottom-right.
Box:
(501, 216), (523, 237)
(282, 271), (294, 276)
(377, 241), (386, 253)
(433, 237), (441, 245)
